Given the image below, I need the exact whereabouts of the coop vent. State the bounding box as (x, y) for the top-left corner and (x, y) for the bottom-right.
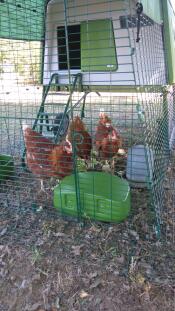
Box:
(120, 14), (154, 29)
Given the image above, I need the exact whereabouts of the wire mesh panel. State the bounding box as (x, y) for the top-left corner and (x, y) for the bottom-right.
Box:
(0, 0), (173, 241)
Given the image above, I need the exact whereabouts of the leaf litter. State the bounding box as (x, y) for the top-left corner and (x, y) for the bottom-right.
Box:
(0, 163), (175, 310)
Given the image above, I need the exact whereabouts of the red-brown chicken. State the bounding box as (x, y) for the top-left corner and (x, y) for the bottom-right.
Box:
(67, 116), (92, 159)
(23, 125), (73, 189)
(95, 112), (122, 160)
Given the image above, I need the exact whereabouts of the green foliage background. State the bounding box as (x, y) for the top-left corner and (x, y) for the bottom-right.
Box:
(0, 39), (42, 84)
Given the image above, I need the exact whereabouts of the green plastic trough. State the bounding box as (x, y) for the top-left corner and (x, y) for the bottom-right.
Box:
(54, 172), (130, 222)
(0, 154), (14, 181)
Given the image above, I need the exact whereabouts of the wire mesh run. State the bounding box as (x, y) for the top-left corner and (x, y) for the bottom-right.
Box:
(0, 0), (174, 242)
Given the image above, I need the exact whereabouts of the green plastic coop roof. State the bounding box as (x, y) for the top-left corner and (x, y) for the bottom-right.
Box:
(0, 0), (46, 41)
(162, 0), (175, 84)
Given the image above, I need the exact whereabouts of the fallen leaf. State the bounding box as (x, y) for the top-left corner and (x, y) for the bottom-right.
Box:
(0, 227), (7, 236)
(102, 164), (111, 173)
(114, 270), (120, 276)
(0, 220), (9, 226)
(88, 272), (98, 279)
(55, 297), (60, 309)
(136, 273), (146, 285)
(71, 245), (83, 256)
(53, 232), (67, 237)
(123, 284), (130, 291)
(94, 297), (102, 305)
(90, 278), (103, 289)
(25, 302), (42, 311)
(7, 295), (18, 311)
(19, 279), (30, 289)
(32, 273), (41, 282)
(116, 255), (125, 264)
(129, 230), (139, 240)
(89, 225), (101, 233)
(79, 290), (89, 298)
(140, 291), (150, 302)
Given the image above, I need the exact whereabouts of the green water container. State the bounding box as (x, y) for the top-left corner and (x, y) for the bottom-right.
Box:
(54, 172), (130, 222)
(0, 154), (14, 181)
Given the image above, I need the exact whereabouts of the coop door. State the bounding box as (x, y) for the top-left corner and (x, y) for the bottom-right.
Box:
(81, 19), (117, 72)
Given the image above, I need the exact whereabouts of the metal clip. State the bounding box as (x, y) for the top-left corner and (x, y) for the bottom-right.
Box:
(136, 2), (143, 43)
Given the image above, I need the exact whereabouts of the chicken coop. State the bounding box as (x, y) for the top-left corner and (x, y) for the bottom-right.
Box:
(0, 0), (175, 238)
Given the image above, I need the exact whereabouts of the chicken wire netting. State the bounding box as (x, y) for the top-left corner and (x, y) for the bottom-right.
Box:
(0, 0), (174, 243)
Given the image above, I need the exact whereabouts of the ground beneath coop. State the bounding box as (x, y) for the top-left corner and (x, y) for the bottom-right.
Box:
(0, 158), (174, 311)
(0, 178), (174, 311)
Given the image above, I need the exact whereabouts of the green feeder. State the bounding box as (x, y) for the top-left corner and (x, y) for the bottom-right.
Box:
(0, 154), (14, 181)
(54, 172), (130, 222)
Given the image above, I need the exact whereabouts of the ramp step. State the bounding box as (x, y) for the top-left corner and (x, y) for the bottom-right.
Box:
(44, 102), (67, 106)
(37, 122), (55, 127)
(39, 112), (61, 116)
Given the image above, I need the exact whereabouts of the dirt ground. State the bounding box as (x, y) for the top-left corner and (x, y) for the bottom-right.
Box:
(0, 90), (174, 310)
(0, 181), (174, 311)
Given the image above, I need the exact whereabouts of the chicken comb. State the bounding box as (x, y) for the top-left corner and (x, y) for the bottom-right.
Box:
(99, 112), (112, 124)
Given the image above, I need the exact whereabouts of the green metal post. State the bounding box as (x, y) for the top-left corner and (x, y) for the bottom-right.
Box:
(161, 0), (174, 84)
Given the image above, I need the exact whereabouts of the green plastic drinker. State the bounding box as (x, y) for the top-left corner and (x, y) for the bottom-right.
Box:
(54, 172), (130, 222)
(0, 154), (14, 181)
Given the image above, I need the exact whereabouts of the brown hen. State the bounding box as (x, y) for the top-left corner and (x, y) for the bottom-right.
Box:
(95, 112), (122, 160)
(23, 125), (73, 190)
(67, 116), (92, 159)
